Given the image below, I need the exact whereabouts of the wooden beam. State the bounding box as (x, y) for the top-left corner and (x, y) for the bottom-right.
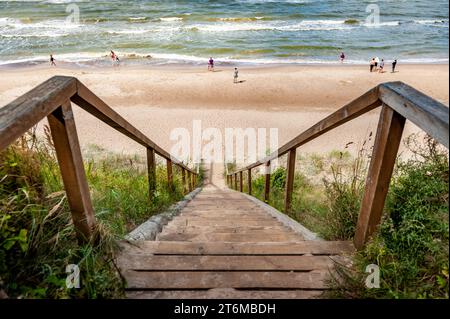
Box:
(166, 159), (173, 191)
(379, 82), (449, 148)
(187, 171), (193, 192)
(147, 148), (156, 198)
(47, 101), (96, 242)
(234, 173), (238, 190)
(248, 169), (252, 195)
(264, 161), (271, 203)
(0, 76), (77, 151)
(284, 149), (296, 213)
(181, 168), (187, 194)
(239, 171), (243, 192)
(354, 105), (406, 249)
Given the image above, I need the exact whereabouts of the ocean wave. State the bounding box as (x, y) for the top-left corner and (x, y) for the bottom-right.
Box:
(106, 29), (152, 35)
(128, 17), (148, 23)
(208, 16), (269, 22)
(159, 17), (183, 22)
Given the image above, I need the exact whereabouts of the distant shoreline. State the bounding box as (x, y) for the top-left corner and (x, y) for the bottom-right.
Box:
(0, 59), (448, 72)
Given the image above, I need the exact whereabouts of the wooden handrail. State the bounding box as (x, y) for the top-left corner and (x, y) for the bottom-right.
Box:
(227, 81), (449, 249)
(0, 76), (198, 242)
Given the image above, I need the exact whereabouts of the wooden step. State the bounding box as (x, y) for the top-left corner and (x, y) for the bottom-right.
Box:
(162, 225), (290, 233)
(117, 185), (354, 299)
(117, 254), (334, 271)
(122, 270), (328, 289)
(156, 232), (302, 242)
(118, 241), (354, 256)
(126, 289), (323, 299)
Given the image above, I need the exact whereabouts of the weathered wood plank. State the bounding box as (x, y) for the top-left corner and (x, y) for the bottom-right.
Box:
(157, 232), (301, 242)
(166, 158), (174, 191)
(239, 171), (243, 192)
(379, 82), (449, 148)
(47, 101), (95, 242)
(146, 147), (156, 198)
(122, 270), (328, 289)
(126, 289), (323, 299)
(162, 225), (289, 233)
(117, 255), (334, 271)
(264, 161), (271, 203)
(284, 148), (296, 213)
(118, 241), (355, 255)
(181, 168), (187, 194)
(0, 76), (77, 151)
(169, 219), (282, 227)
(187, 171), (193, 192)
(248, 169), (252, 195)
(354, 105), (406, 249)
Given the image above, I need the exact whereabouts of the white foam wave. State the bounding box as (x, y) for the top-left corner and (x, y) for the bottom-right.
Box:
(159, 17), (183, 22)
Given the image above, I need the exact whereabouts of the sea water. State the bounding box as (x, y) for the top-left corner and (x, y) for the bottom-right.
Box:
(0, 0), (448, 67)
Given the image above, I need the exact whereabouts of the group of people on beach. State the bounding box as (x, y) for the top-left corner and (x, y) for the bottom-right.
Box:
(340, 51), (398, 73)
(208, 56), (240, 84)
(49, 50), (398, 79)
(370, 57), (398, 73)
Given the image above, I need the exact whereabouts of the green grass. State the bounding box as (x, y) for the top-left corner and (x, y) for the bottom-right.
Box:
(247, 134), (448, 298)
(0, 130), (196, 298)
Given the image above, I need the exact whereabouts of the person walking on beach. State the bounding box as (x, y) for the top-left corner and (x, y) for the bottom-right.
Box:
(110, 50), (119, 66)
(392, 59), (398, 73)
(233, 67), (239, 84)
(369, 58), (375, 72)
(50, 54), (56, 67)
(340, 52), (345, 63)
(374, 56), (380, 70)
(379, 59), (385, 73)
(208, 57), (214, 71)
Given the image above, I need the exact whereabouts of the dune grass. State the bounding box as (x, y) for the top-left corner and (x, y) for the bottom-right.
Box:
(0, 129), (196, 298)
(245, 134), (448, 298)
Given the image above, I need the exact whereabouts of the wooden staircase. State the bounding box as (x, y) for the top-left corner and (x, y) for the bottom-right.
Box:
(2, 77), (447, 299)
(116, 185), (354, 299)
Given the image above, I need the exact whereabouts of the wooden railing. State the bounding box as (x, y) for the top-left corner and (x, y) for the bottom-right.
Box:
(226, 82), (449, 249)
(0, 76), (198, 242)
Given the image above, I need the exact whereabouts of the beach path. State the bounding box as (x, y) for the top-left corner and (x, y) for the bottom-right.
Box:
(116, 164), (353, 299)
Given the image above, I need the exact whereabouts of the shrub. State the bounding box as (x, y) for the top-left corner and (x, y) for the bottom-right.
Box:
(0, 129), (191, 298)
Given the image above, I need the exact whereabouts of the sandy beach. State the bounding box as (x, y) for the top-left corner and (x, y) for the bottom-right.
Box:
(0, 64), (448, 185)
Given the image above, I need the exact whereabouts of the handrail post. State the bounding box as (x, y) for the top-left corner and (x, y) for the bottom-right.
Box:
(264, 161), (271, 203)
(187, 171), (193, 192)
(234, 173), (238, 190)
(181, 168), (187, 194)
(239, 171), (243, 192)
(354, 105), (406, 250)
(147, 147), (156, 198)
(47, 100), (96, 242)
(247, 169), (252, 195)
(284, 149), (296, 213)
(166, 159), (174, 191)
